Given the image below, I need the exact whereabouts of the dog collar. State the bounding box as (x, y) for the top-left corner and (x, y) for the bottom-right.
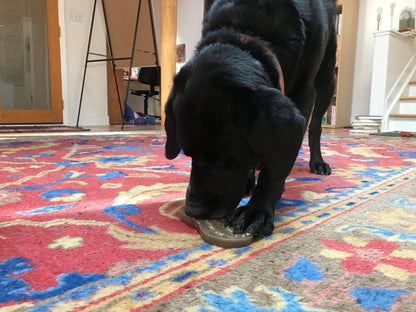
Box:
(239, 34), (285, 94)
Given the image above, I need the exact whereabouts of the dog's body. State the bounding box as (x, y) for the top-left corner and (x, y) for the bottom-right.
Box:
(165, 0), (337, 238)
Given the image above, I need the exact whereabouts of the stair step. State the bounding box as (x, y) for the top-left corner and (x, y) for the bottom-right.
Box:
(400, 96), (416, 101)
(408, 85), (416, 96)
(389, 114), (416, 118)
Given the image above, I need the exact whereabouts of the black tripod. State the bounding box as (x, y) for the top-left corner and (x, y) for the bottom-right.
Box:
(76, 0), (160, 129)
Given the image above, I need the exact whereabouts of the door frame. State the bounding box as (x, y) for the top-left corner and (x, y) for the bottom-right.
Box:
(0, 0), (63, 124)
(160, 0), (177, 129)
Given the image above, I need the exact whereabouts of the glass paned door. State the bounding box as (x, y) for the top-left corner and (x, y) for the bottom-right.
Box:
(0, 0), (62, 124)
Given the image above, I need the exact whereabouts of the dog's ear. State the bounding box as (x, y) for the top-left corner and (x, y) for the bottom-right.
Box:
(243, 86), (306, 177)
(164, 65), (194, 159)
(259, 86), (305, 132)
(164, 89), (181, 160)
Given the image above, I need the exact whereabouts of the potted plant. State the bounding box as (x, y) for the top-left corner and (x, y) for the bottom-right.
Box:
(399, 7), (415, 30)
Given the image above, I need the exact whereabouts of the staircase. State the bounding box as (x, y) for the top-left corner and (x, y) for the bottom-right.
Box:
(372, 30), (416, 133)
(388, 80), (416, 132)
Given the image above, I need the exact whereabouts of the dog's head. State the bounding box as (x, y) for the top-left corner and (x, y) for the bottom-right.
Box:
(165, 44), (305, 219)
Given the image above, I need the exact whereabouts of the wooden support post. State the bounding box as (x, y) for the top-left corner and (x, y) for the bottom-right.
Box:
(160, 0), (177, 129)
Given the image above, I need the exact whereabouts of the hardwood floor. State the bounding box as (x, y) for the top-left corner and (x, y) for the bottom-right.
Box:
(0, 124), (163, 139)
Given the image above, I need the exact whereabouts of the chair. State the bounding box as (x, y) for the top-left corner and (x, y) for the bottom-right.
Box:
(130, 66), (160, 117)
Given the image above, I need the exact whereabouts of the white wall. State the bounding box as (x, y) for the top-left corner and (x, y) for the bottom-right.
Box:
(58, 0), (416, 126)
(176, 0), (204, 72)
(59, 0), (108, 126)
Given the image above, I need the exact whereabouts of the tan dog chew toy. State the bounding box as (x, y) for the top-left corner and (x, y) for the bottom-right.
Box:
(178, 205), (254, 248)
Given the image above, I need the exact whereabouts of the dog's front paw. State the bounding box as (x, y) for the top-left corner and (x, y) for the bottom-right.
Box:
(310, 161), (331, 175)
(228, 205), (274, 238)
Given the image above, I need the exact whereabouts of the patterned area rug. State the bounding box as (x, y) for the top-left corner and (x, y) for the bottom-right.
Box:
(0, 133), (415, 311)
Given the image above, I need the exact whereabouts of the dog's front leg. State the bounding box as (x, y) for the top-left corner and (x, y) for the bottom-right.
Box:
(230, 167), (285, 238)
(230, 86), (306, 238)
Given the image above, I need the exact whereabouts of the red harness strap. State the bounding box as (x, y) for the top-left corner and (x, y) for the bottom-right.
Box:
(239, 34), (285, 94)
(272, 55), (285, 95)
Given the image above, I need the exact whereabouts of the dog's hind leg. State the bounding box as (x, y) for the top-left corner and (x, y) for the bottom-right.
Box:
(308, 30), (337, 175)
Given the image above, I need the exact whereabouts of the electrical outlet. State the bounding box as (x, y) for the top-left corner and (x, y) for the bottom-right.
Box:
(69, 10), (83, 23)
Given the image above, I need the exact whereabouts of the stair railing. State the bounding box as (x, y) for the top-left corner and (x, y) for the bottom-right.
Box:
(382, 50), (416, 131)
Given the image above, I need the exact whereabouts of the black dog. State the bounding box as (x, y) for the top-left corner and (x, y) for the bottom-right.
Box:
(165, 0), (336, 238)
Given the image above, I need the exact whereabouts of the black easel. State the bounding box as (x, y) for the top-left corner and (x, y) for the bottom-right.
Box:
(76, 0), (160, 129)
